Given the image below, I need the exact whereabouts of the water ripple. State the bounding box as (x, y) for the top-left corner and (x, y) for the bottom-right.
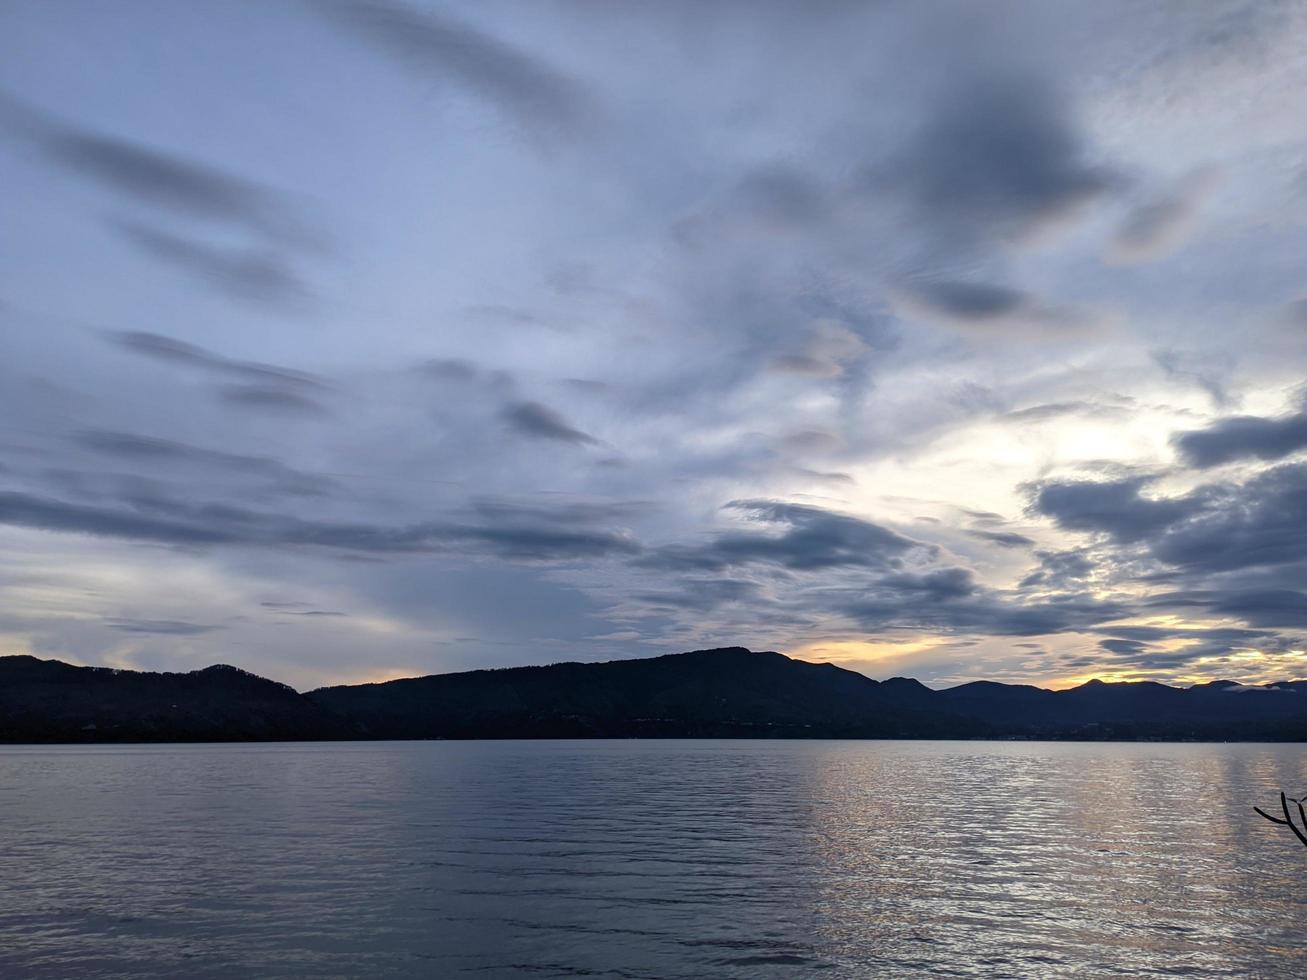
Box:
(0, 740), (1304, 978)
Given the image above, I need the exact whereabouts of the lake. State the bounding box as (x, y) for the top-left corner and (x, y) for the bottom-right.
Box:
(1, 740), (1304, 978)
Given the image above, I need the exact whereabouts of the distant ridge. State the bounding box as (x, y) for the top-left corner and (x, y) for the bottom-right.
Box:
(0, 654), (350, 743)
(3, 647), (1307, 743)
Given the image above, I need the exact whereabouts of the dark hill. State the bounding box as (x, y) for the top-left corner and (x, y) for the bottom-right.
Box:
(4, 647), (1307, 742)
(306, 647), (965, 739)
(0, 655), (350, 743)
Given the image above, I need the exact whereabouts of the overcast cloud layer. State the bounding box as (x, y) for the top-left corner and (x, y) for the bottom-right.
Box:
(3, 0), (1307, 689)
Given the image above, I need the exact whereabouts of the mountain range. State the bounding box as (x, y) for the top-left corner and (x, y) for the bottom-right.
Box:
(4, 646), (1307, 743)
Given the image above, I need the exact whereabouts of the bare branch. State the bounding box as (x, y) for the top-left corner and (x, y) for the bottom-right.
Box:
(1255, 791), (1307, 848)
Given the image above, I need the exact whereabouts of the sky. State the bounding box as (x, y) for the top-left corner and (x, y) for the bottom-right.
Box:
(3, 0), (1307, 691)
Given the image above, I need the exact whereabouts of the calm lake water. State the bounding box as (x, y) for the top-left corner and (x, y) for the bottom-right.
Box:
(1, 740), (1305, 978)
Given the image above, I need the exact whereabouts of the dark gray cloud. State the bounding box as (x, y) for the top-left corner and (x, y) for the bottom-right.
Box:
(1209, 590), (1307, 628)
(0, 90), (317, 248)
(889, 73), (1109, 243)
(642, 500), (924, 573)
(965, 528), (1035, 549)
(902, 280), (1026, 321)
(881, 567), (977, 599)
(217, 384), (329, 417)
(105, 618), (226, 636)
(1089, 621), (1295, 670)
(0, 488), (639, 561)
(111, 219), (312, 307)
(319, 0), (595, 139)
(1172, 410), (1307, 468)
(0, 491), (240, 546)
(470, 496), (653, 526)
(1030, 475), (1199, 543)
(838, 589), (1127, 638)
(1019, 549), (1096, 589)
(893, 279), (1100, 334)
(633, 577), (761, 613)
(1094, 624), (1271, 646)
(72, 429), (335, 496)
(451, 523), (640, 561)
(1100, 638), (1147, 656)
(1029, 463), (1307, 643)
(502, 401), (597, 445)
(1150, 463), (1307, 573)
(109, 331), (327, 390)
(105, 330), (331, 415)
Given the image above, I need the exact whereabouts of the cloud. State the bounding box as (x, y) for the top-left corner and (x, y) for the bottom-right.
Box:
(470, 495), (653, 526)
(417, 358), (481, 383)
(0, 488), (640, 561)
(1100, 637), (1147, 656)
(107, 330), (331, 413)
(105, 618), (226, 635)
(108, 331), (327, 390)
(448, 523), (640, 561)
(318, 0), (594, 140)
(261, 601), (349, 618)
(1089, 622), (1289, 669)
(1032, 462), (1307, 577)
(777, 429), (843, 454)
(838, 589), (1127, 638)
(642, 500), (924, 573)
(1209, 590), (1307, 628)
(0, 491), (240, 546)
(1151, 348), (1232, 407)
(0, 90), (317, 248)
(769, 320), (868, 378)
(217, 384), (329, 417)
(1172, 410), (1307, 468)
(502, 401), (598, 445)
(730, 166), (831, 231)
(890, 72), (1109, 244)
(1001, 400), (1133, 424)
(1019, 549), (1096, 589)
(72, 429), (335, 496)
(1029, 475), (1199, 543)
(892, 279), (1105, 336)
(633, 577), (761, 613)
(965, 529), (1035, 548)
(881, 567), (977, 599)
(1149, 463), (1307, 574)
(111, 219), (312, 307)
(1108, 168), (1218, 265)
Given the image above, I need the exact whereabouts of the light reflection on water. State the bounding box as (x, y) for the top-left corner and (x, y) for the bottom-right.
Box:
(0, 740), (1304, 978)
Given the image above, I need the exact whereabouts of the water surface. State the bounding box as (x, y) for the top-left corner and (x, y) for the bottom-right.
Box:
(1, 740), (1304, 977)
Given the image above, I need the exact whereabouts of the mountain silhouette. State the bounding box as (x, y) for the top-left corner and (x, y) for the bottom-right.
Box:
(3, 647), (1307, 742)
(0, 655), (350, 743)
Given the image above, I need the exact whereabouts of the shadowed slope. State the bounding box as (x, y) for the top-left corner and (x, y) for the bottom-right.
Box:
(0, 656), (350, 742)
(4, 648), (1307, 742)
(307, 647), (962, 738)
